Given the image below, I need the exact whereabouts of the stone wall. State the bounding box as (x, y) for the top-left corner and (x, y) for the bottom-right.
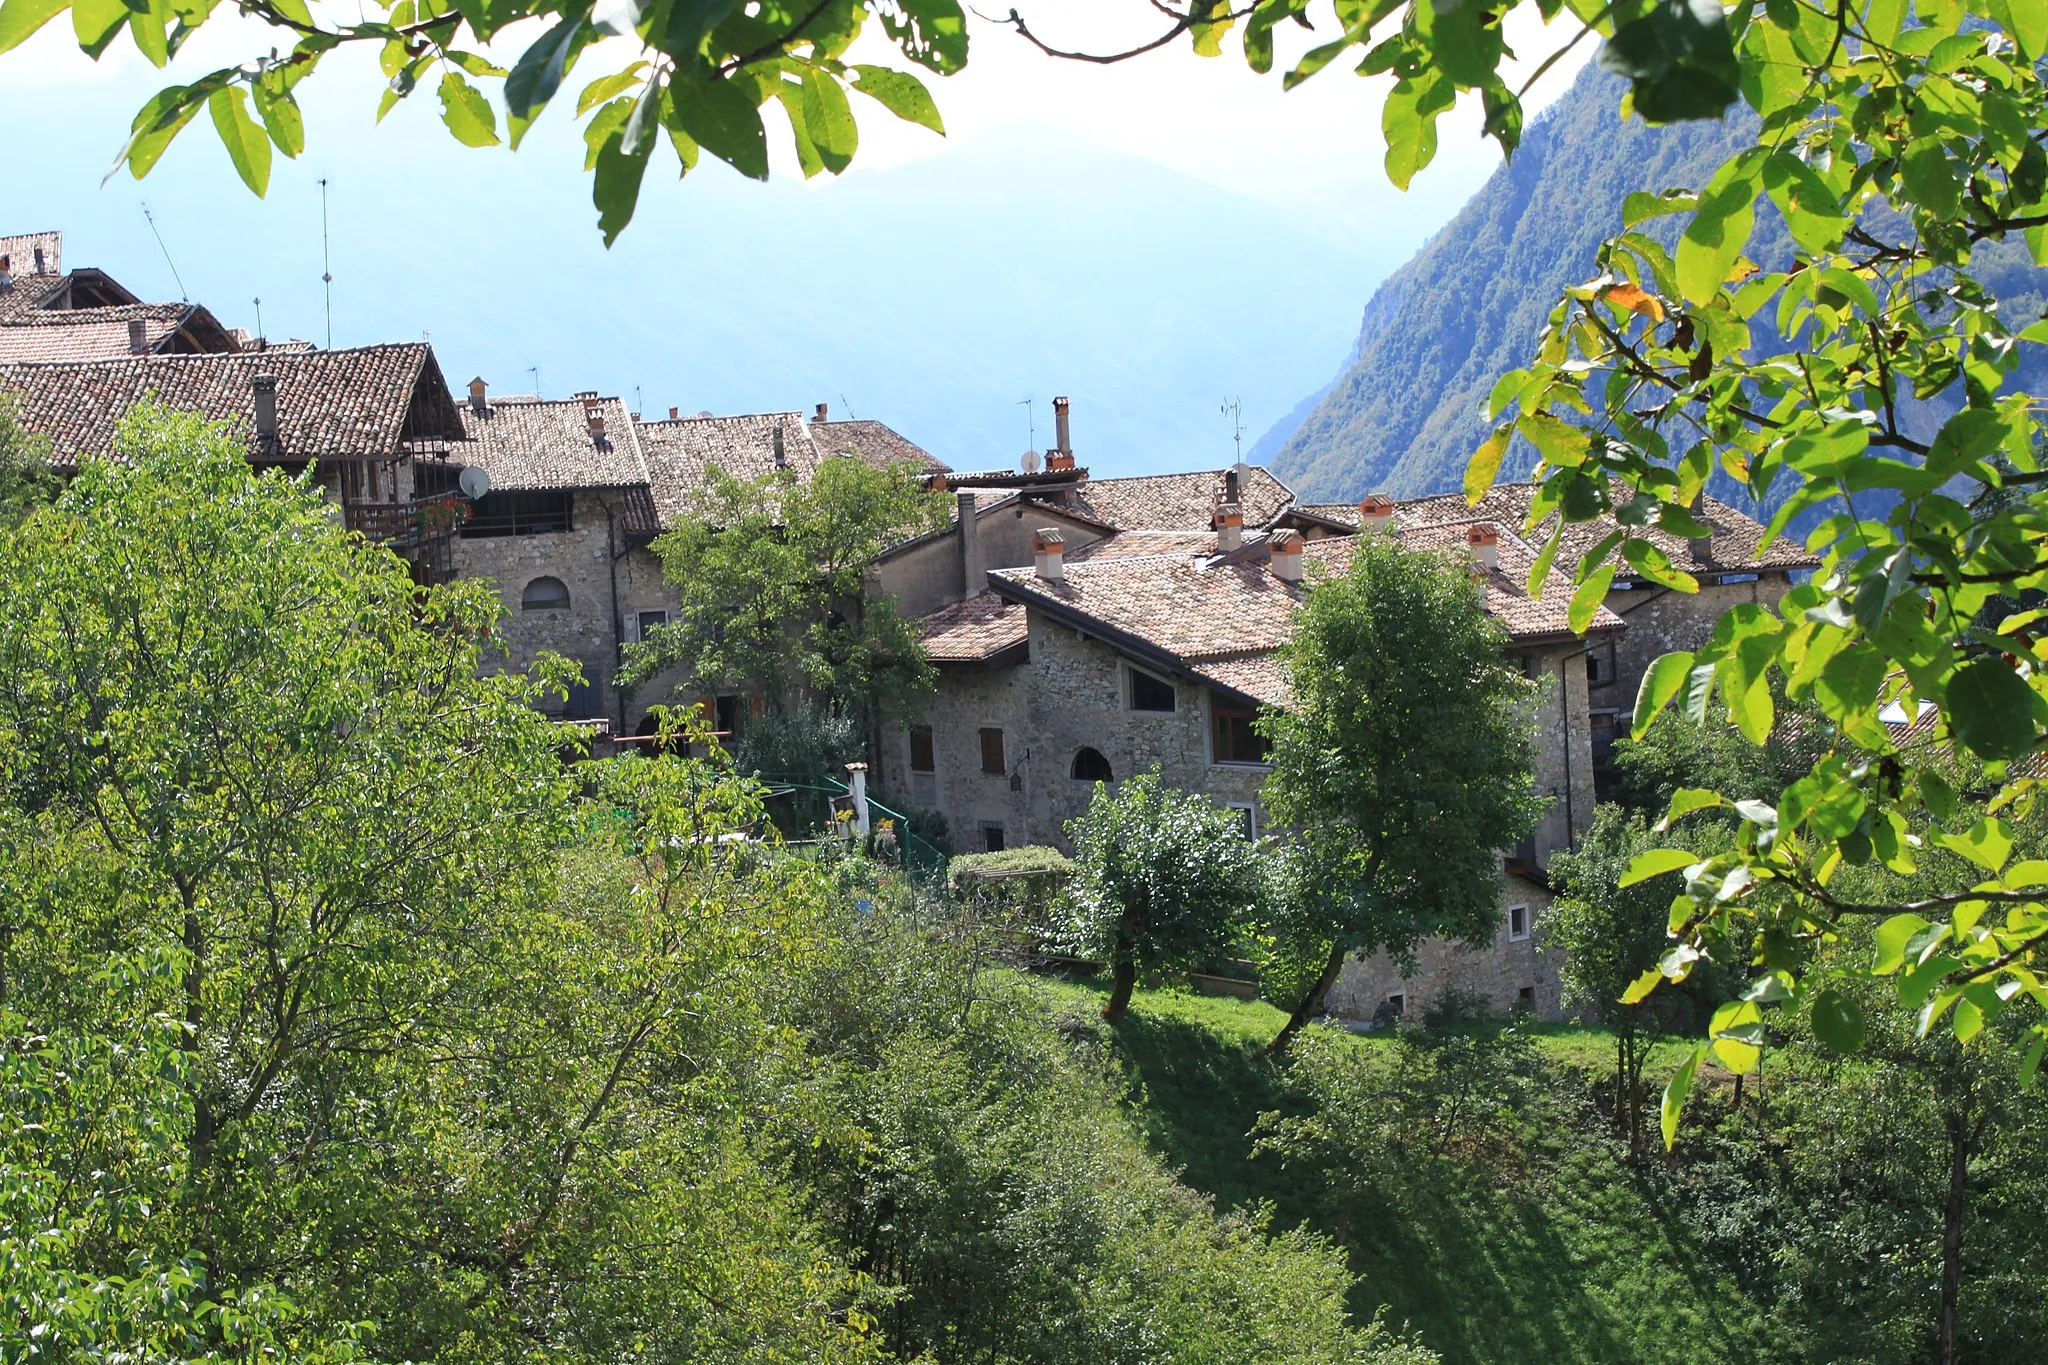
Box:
(1522, 637), (1600, 863)
(1594, 571), (1797, 720)
(874, 500), (1108, 621)
(450, 490), (686, 730)
(1326, 874), (1563, 1021)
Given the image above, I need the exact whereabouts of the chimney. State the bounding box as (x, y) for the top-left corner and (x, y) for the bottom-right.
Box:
(467, 375), (488, 415)
(1053, 396), (1072, 457)
(1687, 494), (1714, 565)
(1216, 500), (1243, 552)
(1032, 527), (1066, 581)
(958, 489), (980, 597)
(1224, 467), (1240, 504)
(580, 392), (604, 440)
(668, 405), (679, 420)
(773, 424), (788, 469)
(1468, 524), (1499, 572)
(252, 374), (279, 449)
(1359, 493), (1395, 532)
(1269, 529), (1303, 582)
(814, 402), (828, 423)
(127, 318), (149, 354)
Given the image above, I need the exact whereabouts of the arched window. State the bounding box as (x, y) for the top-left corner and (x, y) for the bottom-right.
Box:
(1070, 747), (1114, 782)
(522, 576), (570, 611)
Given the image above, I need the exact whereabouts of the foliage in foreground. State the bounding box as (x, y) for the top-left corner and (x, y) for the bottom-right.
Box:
(0, 409), (1429, 1362)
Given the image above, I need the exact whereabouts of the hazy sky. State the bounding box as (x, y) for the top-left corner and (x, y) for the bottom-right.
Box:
(2, 4), (1591, 474)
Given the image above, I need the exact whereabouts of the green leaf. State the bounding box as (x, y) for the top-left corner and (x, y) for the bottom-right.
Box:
(1599, 0), (1741, 123)
(2021, 1033), (2046, 1089)
(0, 0), (69, 54)
(1621, 847), (1697, 887)
(1634, 651), (1695, 737)
(208, 85), (271, 195)
(1810, 988), (1866, 1054)
(1622, 188), (1697, 227)
(592, 127), (651, 247)
(1621, 537), (1699, 592)
(1662, 1044), (1703, 1149)
(1873, 913), (1932, 976)
(111, 79), (214, 181)
(504, 9), (588, 122)
(800, 69), (856, 174)
(437, 70), (500, 147)
(70, 0), (126, 55)
(1518, 411), (1591, 469)
(1947, 658), (2039, 761)
(849, 64), (943, 134)
(1708, 998), (1763, 1073)
(577, 64), (646, 117)
(1676, 154), (1760, 304)
(1900, 137), (1962, 220)
(1382, 70), (1450, 190)
(1464, 424), (1511, 505)
(1937, 818), (2012, 874)
(667, 68), (767, 180)
(1622, 964), (1667, 1005)
(251, 81), (304, 157)
(1920, 768), (1957, 822)
(1656, 786), (1724, 832)
(1569, 564), (1614, 634)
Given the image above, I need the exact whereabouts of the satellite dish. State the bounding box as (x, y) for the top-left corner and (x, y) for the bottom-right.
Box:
(458, 466), (491, 499)
(1232, 460), (1254, 481)
(1021, 449), (1043, 474)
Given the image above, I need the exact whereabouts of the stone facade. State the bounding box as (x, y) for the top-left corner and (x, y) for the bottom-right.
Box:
(1326, 874), (1560, 1022)
(873, 492), (1108, 622)
(451, 492), (687, 730)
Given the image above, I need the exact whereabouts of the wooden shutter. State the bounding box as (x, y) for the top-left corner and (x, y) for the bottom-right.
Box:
(979, 727), (1005, 774)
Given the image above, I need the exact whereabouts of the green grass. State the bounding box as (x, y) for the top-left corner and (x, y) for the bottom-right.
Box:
(1027, 975), (1778, 1365)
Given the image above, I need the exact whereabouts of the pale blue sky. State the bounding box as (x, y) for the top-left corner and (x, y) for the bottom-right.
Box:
(1, 7), (1588, 474)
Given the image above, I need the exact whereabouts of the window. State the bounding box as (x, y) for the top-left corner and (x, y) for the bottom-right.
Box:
(1127, 665), (1177, 713)
(715, 694), (742, 736)
(1507, 904), (1531, 942)
(1586, 653), (1604, 685)
(1517, 986), (1536, 1009)
(1211, 699), (1269, 765)
(1717, 572), (1760, 585)
(1226, 802), (1257, 840)
(633, 609), (669, 642)
(1070, 747), (1113, 782)
(1387, 994), (1404, 1016)
(521, 576), (570, 611)
(909, 726), (935, 773)
(462, 489), (574, 537)
(979, 727), (1006, 774)
(980, 823), (1006, 852)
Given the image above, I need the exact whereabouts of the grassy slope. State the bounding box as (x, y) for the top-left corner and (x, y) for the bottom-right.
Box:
(1032, 978), (1776, 1365)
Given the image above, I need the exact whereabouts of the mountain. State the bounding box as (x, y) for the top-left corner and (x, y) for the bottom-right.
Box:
(1269, 66), (1751, 500)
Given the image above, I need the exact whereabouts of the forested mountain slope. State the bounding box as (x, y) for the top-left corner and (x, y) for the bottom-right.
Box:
(1269, 67), (2048, 503)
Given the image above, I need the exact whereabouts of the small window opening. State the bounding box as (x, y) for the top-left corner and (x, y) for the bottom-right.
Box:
(980, 823), (1006, 853)
(909, 726), (935, 773)
(1507, 904), (1531, 942)
(979, 727), (1006, 774)
(1211, 700), (1269, 765)
(1070, 747), (1113, 782)
(522, 576), (571, 611)
(1517, 986), (1536, 1009)
(1127, 666), (1177, 713)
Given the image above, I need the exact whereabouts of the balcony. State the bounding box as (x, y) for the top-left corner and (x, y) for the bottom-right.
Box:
(342, 492), (470, 547)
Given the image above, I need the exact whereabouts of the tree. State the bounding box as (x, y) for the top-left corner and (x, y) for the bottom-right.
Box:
(622, 457), (949, 736)
(1548, 806), (1735, 1155)
(1054, 771), (1262, 1023)
(1258, 531), (1542, 1053)
(0, 390), (57, 531)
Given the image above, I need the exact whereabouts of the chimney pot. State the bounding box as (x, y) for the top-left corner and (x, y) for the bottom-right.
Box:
(127, 318), (149, 354)
(1215, 501), (1244, 552)
(1032, 527), (1066, 581)
(1053, 395), (1072, 458)
(1467, 524), (1499, 571)
(1224, 468), (1240, 504)
(467, 375), (488, 415)
(669, 406), (680, 420)
(252, 374), (279, 449)
(815, 402), (828, 422)
(1269, 529), (1304, 582)
(1359, 493), (1395, 531)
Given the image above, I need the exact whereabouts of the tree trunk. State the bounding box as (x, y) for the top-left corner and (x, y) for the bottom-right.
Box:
(1268, 942), (1347, 1055)
(1939, 1108), (1969, 1365)
(1101, 953), (1137, 1023)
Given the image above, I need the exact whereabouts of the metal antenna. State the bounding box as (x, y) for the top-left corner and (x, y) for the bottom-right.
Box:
(141, 203), (188, 301)
(319, 178), (334, 349)
(1018, 396), (1036, 449)
(838, 391), (856, 419)
(252, 297), (264, 345)
(635, 384), (642, 418)
(528, 365), (541, 398)
(1221, 396), (1245, 463)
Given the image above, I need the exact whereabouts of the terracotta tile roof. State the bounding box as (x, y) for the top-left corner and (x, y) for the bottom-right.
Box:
(0, 274), (74, 323)
(917, 591), (1029, 662)
(0, 343), (462, 467)
(1394, 481), (1816, 574)
(636, 412), (819, 529)
(0, 317), (183, 363)
(994, 557), (1305, 661)
(1330, 519), (1626, 640)
(1065, 530), (1220, 562)
(1050, 466), (1296, 531)
(811, 418), (949, 473)
(455, 396), (650, 492)
(1189, 652), (1291, 707)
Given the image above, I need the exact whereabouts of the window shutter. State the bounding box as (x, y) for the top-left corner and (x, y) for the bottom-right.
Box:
(749, 692), (766, 719)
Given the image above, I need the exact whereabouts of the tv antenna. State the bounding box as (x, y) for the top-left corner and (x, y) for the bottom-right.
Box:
(1017, 396), (1042, 472)
(528, 365), (541, 398)
(140, 202), (188, 301)
(319, 178), (334, 349)
(1221, 396), (1246, 465)
(252, 297), (264, 345)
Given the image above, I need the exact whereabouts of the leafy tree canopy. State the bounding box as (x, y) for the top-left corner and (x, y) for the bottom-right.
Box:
(1054, 771), (1262, 1023)
(623, 455), (949, 718)
(1259, 529), (1542, 1050)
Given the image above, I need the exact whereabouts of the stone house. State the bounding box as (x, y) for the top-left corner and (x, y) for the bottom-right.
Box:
(0, 230), (260, 362)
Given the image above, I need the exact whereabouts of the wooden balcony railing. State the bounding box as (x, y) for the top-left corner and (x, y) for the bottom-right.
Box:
(343, 493), (470, 544)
